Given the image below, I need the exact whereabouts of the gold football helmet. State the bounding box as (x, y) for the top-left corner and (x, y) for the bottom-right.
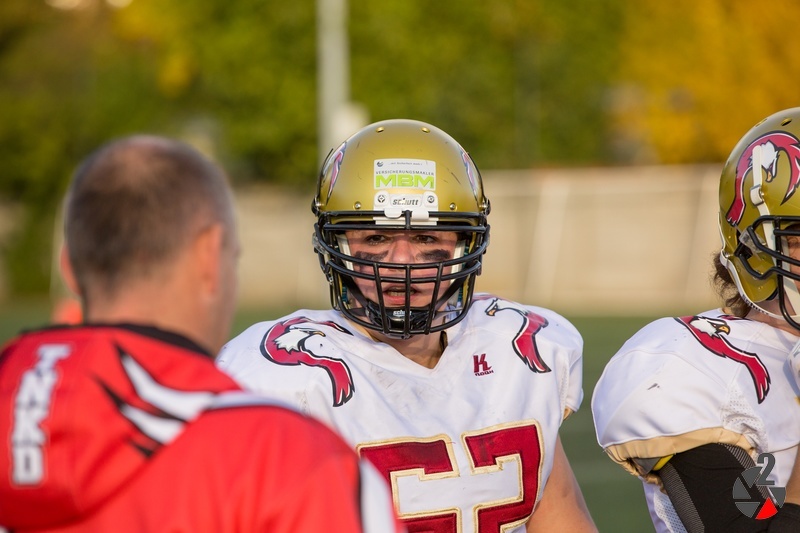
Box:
(719, 107), (800, 327)
(312, 119), (491, 338)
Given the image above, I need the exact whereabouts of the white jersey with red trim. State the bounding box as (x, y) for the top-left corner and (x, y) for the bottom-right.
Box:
(592, 309), (800, 533)
(218, 293), (583, 533)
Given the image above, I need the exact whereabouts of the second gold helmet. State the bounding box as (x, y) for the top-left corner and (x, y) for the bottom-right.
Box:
(719, 107), (800, 327)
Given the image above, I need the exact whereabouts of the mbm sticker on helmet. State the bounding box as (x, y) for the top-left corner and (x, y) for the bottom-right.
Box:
(373, 159), (438, 223)
(374, 159), (436, 190)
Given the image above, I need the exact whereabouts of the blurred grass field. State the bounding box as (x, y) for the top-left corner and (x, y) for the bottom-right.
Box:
(0, 301), (656, 532)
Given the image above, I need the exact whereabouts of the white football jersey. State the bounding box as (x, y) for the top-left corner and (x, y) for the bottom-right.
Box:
(592, 309), (800, 533)
(218, 294), (583, 532)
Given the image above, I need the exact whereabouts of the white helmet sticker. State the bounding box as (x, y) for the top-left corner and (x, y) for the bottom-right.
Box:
(374, 159), (436, 190)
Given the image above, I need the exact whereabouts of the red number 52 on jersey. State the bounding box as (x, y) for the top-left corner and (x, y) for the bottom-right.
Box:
(358, 420), (544, 533)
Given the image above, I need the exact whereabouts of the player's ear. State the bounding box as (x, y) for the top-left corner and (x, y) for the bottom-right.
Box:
(59, 244), (80, 297)
(192, 222), (225, 295)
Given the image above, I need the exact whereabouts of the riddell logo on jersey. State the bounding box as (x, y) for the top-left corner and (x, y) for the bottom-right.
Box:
(473, 354), (493, 376)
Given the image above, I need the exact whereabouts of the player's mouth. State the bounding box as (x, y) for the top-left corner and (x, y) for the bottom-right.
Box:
(382, 284), (426, 305)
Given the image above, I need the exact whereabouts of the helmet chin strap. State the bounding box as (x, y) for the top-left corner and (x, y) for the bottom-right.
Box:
(363, 300), (430, 338)
(748, 144), (800, 321)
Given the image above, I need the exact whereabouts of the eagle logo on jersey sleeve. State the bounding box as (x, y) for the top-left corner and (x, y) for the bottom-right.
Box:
(261, 317), (356, 407)
(675, 315), (771, 403)
(479, 296), (551, 373)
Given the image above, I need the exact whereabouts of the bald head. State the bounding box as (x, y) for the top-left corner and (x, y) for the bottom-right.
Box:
(64, 135), (236, 303)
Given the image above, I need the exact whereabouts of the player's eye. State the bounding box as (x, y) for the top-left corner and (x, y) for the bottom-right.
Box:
(786, 236), (800, 250)
(412, 234), (437, 244)
(363, 234), (390, 244)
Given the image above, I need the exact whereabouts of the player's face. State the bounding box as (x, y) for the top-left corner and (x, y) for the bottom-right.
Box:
(782, 230), (800, 316)
(344, 229), (460, 308)
(787, 233), (800, 278)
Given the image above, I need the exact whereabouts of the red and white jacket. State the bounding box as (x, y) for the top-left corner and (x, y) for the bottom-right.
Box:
(0, 324), (402, 532)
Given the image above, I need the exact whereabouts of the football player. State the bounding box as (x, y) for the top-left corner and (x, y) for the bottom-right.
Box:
(592, 108), (800, 532)
(218, 119), (597, 532)
(0, 135), (403, 532)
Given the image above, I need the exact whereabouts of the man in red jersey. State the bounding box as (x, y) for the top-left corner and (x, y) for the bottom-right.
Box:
(0, 135), (403, 533)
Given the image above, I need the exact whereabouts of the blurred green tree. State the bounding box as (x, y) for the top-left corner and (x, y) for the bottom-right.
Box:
(0, 0), (319, 294)
(349, 0), (624, 168)
(2, 0), (800, 295)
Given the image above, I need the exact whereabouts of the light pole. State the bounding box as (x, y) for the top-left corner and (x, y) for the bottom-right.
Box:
(316, 0), (367, 166)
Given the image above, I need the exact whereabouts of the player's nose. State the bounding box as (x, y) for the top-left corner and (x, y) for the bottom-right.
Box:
(386, 236), (416, 264)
